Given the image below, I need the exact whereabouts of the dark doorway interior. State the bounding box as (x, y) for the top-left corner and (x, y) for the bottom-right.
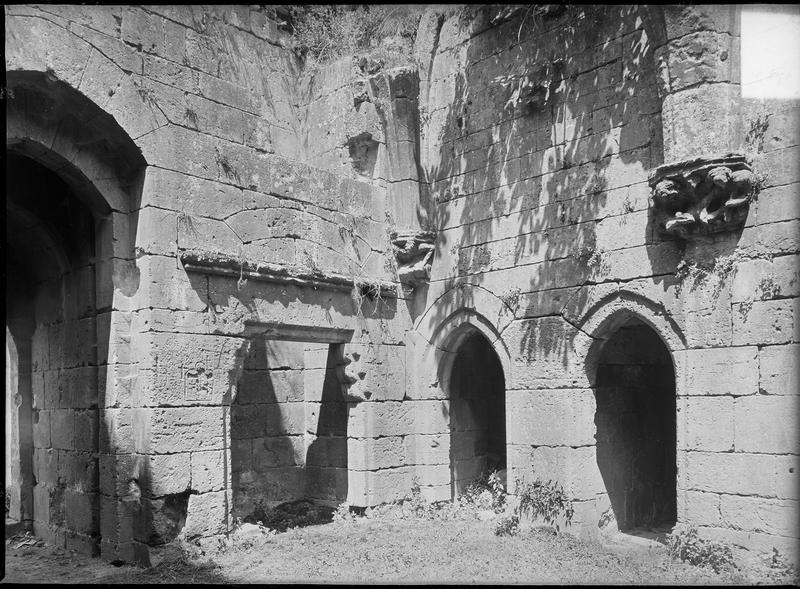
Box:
(6, 153), (101, 549)
(595, 318), (677, 532)
(448, 330), (506, 495)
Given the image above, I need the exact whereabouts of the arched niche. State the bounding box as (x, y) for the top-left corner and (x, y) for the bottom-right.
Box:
(5, 70), (146, 559)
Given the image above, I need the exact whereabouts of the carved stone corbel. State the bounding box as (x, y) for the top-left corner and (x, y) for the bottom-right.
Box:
(390, 230), (436, 288)
(649, 154), (756, 240)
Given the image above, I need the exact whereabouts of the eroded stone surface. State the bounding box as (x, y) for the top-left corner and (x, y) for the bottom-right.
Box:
(5, 4), (799, 570)
(650, 154), (756, 239)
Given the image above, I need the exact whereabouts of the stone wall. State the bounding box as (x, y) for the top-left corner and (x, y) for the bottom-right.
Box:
(4, 3), (799, 568)
(5, 3), (400, 563)
(407, 4), (799, 564)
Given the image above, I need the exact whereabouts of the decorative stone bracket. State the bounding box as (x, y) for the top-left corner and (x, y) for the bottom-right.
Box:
(649, 154), (756, 240)
(390, 230), (436, 288)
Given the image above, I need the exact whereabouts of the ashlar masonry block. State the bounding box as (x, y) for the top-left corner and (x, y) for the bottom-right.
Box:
(759, 344), (799, 395)
(734, 395), (800, 454)
(679, 396), (734, 452)
(183, 490), (231, 538)
(719, 494), (799, 538)
(680, 451), (784, 498)
(682, 346), (759, 396)
(506, 389), (596, 447)
(732, 298), (799, 346)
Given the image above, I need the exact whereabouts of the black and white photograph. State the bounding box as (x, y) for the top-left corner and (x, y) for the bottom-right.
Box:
(3, 3), (799, 584)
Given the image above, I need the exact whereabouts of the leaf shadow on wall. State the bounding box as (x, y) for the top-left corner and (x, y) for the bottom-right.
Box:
(420, 5), (671, 381)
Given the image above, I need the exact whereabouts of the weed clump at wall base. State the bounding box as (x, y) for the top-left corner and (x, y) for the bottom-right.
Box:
(515, 478), (575, 532)
(666, 526), (736, 573)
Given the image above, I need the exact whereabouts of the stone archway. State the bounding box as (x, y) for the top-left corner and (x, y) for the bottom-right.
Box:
(594, 316), (677, 532)
(6, 152), (102, 550)
(444, 327), (507, 496)
(6, 70), (146, 560)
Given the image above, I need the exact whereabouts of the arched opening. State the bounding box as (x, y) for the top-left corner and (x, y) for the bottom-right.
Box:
(594, 316), (677, 533)
(6, 70), (146, 560)
(447, 329), (507, 496)
(6, 151), (101, 548)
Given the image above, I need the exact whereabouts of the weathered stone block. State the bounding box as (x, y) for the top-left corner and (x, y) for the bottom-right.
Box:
(239, 369), (305, 404)
(761, 146), (800, 189)
(681, 490), (722, 527)
(251, 435), (304, 470)
(121, 7), (164, 54)
(680, 396), (734, 452)
(509, 445), (605, 501)
(33, 485), (57, 526)
(348, 436), (405, 471)
(65, 490), (97, 535)
(683, 346), (759, 396)
(73, 410), (98, 451)
(148, 407), (227, 453)
(739, 220), (800, 261)
(759, 344), (799, 395)
(732, 298), (799, 346)
(34, 448), (58, 486)
(134, 254), (208, 313)
(731, 255), (800, 303)
(33, 521), (66, 550)
(142, 167), (244, 219)
(265, 403), (305, 436)
(65, 317), (97, 368)
(734, 395), (800, 454)
(751, 184), (800, 226)
(506, 389), (596, 447)
(147, 454), (192, 497)
(719, 494), (799, 538)
(681, 451), (779, 497)
(50, 410), (75, 450)
(236, 466), (305, 508)
(661, 84), (742, 161)
(776, 455), (800, 501)
(183, 491), (231, 538)
(57, 451), (98, 491)
(65, 531), (99, 556)
(191, 450), (228, 493)
(304, 464), (348, 501)
(661, 31), (737, 92)
(348, 466), (412, 507)
(403, 434), (450, 466)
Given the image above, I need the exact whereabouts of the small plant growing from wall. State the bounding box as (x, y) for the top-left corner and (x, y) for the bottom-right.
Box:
(499, 286), (522, 314)
(494, 59), (565, 115)
(351, 277), (384, 318)
(215, 148), (241, 185)
(515, 478), (575, 533)
(285, 5), (424, 73)
(758, 275), (781, 299)
(665, 525), (736, 573)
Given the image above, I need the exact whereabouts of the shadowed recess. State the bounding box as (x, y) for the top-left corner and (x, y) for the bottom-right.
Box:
(448, 330), (506, 496)
(594, 317), (676, 532)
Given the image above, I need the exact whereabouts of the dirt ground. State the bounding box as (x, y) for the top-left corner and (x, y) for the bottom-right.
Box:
(3, 515), (794, 585)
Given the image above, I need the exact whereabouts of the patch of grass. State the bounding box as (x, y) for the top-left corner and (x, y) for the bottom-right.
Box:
(494, 514), (520, 537)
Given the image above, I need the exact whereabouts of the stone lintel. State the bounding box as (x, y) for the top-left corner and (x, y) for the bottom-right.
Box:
(180, 251), (397, 297)
(242, 320), (354, 343)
